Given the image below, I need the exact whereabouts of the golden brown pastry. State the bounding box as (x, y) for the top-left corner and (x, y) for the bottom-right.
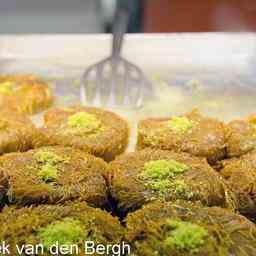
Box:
(0, 109), (43, 155)
(0, 74), (53, 114)
(126, 201), (256, 256)
(0, 146), (109, 208)
(0, 202), (124, 256)
(41, 106), (129, 161)
(137, 110), (226, 165)
(109, 149), (236, 217)
(226, 114), (256, 158)
(220, 151), (256, 220)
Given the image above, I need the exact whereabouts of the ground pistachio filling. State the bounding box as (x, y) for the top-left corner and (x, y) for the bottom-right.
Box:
(164, 219), (208, 253)
(0, 81), (14, 95)
(38, 218), (84, 250)
(65, 111), (103, 136)
(38, 164), (58, 183)
(34, 150), (70, 183)
(167, 116), (194, 134)
(138, 159), (193, 199)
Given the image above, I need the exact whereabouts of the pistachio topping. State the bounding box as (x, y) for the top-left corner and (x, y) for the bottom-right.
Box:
(38, 218), (83, 250)
(38, 164), (58, 182)
(167, 116), (193, 134)
(142, 160), (189, 179)
(34, 150), (69, 183)
(35, 150), (69, 165)
(164, 220), (208, 253)
(67, 112), (102, 134)
(150, 180), (171, 195)
(139, 160), (190, 196)
(0, 81), (14, 95)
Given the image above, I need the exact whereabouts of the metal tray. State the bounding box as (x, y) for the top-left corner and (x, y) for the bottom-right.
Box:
(1, 33), (256, 149)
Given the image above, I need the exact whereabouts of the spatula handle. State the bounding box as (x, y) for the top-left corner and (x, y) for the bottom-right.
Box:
(111, 2), (130, 59)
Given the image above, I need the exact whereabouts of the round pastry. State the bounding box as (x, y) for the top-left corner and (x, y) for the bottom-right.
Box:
(41, 106), (129, 161)
(109, 149), (236, 217)
(0, 201), (124, 256)
(0, 74), (53, 114)
(137, 110), (226, 165)
(226, 114), (256, 158)
(0, 146), (109, 208)
(220, 151), (256, 220)
(125, 200), (256, 256)
(0, 109), (43, 155)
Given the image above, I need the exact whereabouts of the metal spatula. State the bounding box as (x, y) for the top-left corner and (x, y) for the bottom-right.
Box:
(80, 3), (150, 108)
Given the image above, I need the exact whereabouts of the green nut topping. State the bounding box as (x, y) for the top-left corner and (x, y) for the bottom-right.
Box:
(38, 164), (58, 182)
(150, 180), (171, 195)
(67, 112), (102, 134)
(142, 160), (189, 179)
(0, 81), (14, 95)
(34, 150), (69, 183)
(167, 117), (193, 134)
(139, 160), (190, 196)
(164, 220), (208, 253)
(35, 151), (69, 165)
(38, 218), (83, 250)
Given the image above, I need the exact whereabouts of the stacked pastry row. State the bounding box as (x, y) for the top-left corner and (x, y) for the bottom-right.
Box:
(0, 74), (256, 255)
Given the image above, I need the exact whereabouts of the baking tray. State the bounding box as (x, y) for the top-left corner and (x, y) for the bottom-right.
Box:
(1, 33), (256, 149)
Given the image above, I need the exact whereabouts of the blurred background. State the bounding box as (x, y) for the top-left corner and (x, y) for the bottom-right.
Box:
(0, 0), (256, 33)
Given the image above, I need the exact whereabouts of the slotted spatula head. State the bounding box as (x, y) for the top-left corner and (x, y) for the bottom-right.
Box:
(80, 3), (151, 108)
